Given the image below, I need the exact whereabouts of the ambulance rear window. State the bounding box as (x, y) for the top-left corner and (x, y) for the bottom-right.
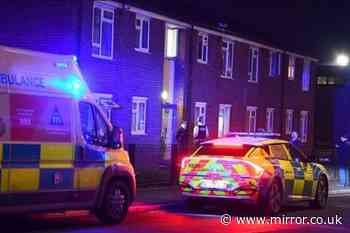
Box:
(195, 144), (252, 157)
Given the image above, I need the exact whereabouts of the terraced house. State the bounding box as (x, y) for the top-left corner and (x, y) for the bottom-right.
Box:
(0, 0), (317, 183)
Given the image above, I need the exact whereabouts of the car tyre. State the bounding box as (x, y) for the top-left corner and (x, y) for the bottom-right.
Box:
(310, 175), (328, 209)
(259, 180), (282, 216)
(95, 180), (130, 224)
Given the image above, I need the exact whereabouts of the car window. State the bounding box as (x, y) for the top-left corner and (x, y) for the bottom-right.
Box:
(288, 144), (307, 162)
(195, 144), (252, 157)
(94, 107), (109, 146)
(79, 102), (96, 145)
(268, 144), (289, 160)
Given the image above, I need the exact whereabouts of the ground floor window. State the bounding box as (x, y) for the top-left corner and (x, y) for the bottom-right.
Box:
(266, 108), (274, 133)
(218, 104), (231, 137)
(286, 109), (293, 135)
(300, 110), (309, 143)
(194, 102), (207, 124)
(131, 96), (147, 135)
(246, 106), (257, 133)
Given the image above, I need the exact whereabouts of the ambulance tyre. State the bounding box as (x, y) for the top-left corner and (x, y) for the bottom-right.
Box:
(96, 180), (130, 224)
(310, 175), (328, 209)
(259, 179), (282, 216)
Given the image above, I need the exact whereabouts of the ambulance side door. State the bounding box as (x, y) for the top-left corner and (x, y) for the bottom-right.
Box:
(77, 102), (110, 203)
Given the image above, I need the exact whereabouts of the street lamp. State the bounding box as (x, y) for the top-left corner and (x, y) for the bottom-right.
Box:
(335, 54), (349, 67)
(161, 90), (169, 102)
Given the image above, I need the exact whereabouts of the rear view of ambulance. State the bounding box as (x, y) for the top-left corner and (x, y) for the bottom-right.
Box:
(0, 46), (136, 224)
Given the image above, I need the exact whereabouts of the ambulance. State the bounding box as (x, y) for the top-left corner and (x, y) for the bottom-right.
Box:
(0, 46), (136, 224)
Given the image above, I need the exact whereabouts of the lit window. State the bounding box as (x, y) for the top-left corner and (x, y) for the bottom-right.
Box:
(194, 102), (207, 124)
(285, 109), (293, 135)
(247, 106), (257, 133)
(197, 32), (208, 64)
(288, 56), (296, 80)
(131, 97), (147, 135)
(165, 26), (178, 58)
(222, 40), (234, 78)
(92, 3), (114, 59)
(302, 59), (311, 91)
(266, 108), (274, 133)
(300, 111), (309, 143)
(248, 47), (259, 83)
(269, 51), (281, 77)
(135, 15), (150, 52)
(218, 104), (231, 137)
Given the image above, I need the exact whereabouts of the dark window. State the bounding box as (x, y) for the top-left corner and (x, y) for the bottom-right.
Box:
(94, 108), (109, 146)
(288, 144), (307, 162)
(195, 144), (252, 157)
(79, 102), (96, 145)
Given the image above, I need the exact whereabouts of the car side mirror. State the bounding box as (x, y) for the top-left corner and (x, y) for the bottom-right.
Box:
(109, 126), (123, 149)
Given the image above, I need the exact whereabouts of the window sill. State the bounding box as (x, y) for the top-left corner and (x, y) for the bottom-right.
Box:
(288, 77), (295, 81)
(135, 48), (151, 54)
(220, 75), (234, 80)
(248, 79), (258, 84)
(197, 59), (208, 65)
(92, 53), (113, 60)
(131, 132), (147, 136)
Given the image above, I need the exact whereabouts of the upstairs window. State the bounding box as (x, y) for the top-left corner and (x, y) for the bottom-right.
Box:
(246, 106), (257, 133)
(131, 97), (147, 135)
(266, 108), (274, 133)
(92, 3), (114, 59)
(165, 26), (178, 58)
(135, 15), (150, 52)
(288, 56), (296, 80)
(197, 32), (208, 64)
(302, 59), (311, 91)
(222, 40), (234, 78)
(269, 51), (281, 77)
(248, 47), (259, 83)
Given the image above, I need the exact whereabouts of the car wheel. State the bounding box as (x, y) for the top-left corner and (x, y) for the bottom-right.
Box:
(261, 180), (282, 216)
(95, 181), (130, 224)
(310, 175), (328, 209)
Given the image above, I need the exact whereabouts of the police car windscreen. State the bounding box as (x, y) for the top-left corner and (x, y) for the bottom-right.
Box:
(195, 144), (252, 157)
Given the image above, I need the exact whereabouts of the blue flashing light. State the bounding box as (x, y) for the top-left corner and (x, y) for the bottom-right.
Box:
(48, 74), (86, 99)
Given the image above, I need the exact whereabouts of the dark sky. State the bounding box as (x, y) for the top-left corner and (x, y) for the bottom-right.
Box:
(126, 0), (350, 62)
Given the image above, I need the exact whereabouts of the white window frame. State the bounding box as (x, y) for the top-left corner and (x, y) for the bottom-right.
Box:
(218, 104), (231, 137)
(266, 108), (274, 133)
(221, 39), (234, 79)
(92, 3), (115, 60)
(247, 106), (257, 133)
(194, 102), (207, 124)
(300, 111), (309, 143)
(131, 96), (148, 135)
(288, 56), (296, 80)
(135, 15), (150, 53)
(285, 109), (293, 135)
(269, 51), (281, 77)
(197, 32), (208, 64)
(248, 47), (259, 83)
(165, 24), (179, 58)
(302, 59), (311, 92)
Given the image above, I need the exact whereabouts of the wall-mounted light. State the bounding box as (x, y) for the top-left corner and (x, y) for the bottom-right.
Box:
(161, 90), (169, 101)
(335, 54), (349, 67)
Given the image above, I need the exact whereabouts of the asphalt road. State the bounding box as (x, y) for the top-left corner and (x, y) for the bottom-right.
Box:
(2, 196), (350, 233)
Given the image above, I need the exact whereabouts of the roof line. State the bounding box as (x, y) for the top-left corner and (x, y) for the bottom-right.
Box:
(98, 0), (318, 61)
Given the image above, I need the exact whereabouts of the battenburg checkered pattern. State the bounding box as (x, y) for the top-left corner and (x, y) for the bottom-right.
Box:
(0, 143), (109, 193)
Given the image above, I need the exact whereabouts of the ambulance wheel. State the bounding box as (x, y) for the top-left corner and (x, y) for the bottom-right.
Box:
(310, 175), (328, 209)
(260, 180), (282, 216)
(96, 181), (130, 224)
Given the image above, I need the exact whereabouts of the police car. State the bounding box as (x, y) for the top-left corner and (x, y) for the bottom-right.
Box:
(0, 46), (136, 224)
(179, 135), (329, 215)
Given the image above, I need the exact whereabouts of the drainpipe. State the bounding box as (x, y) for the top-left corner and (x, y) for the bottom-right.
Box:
(280, 53), (286, 139)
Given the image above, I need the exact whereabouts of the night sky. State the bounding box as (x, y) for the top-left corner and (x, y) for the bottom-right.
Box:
(126, 0), (350, 62)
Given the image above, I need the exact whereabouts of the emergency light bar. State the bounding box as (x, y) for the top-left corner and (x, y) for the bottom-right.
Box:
(227, 132), (281, 138)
